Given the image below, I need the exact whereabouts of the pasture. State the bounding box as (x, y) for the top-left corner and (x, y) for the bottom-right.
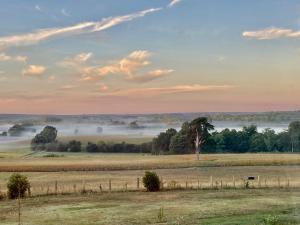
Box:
(0, 189), (299, 225)
(0, 137), (300, 224)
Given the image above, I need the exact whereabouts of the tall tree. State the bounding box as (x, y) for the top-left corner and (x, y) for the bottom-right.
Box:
(190, 117), (214, 160)
(288, 121), (300, 152)
(31, 126), (57, 151)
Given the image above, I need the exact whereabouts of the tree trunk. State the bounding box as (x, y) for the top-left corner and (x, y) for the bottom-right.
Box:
(195, 130), (200, 160)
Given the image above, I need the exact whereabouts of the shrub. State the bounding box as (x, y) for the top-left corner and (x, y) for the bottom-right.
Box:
(43, 153), (63, 158)
(45, 142), (59, 152)
(68, 140), (82, 152)
(142, 171), (160, 192)
(7, 173), (30, 199)
(57, 142), (68, 152)
(0, 192), (5, 201)
(86, 142), (99, 153)
(262, 215), (280, 225)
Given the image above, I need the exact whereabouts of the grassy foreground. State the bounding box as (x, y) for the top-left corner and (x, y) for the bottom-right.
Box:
(0, 189), (299, 225)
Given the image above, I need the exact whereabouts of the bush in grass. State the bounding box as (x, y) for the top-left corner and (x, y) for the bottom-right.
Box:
(68, 140), (82, 152)
(86, 142), (99, 153)
(142, 171), (160, 192)
(262, 215), (280, 225)
(0, 192), (5, 201)
(7, 173), (30, 199)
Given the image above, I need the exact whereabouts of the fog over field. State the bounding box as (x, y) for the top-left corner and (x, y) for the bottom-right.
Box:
(0, 112), (293, 144)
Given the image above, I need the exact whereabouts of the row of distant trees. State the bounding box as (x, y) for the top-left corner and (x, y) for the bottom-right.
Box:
(31, 126), (151, 153)
(152, 120), (300, 154)
(30, 118), (300, 154)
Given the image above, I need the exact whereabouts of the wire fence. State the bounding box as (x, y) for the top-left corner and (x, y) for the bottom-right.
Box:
(0, 175), (298, 197)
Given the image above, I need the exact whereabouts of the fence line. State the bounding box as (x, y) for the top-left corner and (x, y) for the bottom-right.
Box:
(0, 175), (296, 198)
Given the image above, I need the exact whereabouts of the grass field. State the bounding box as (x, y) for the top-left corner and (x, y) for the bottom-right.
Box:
(1, 152), (300, 172)
(0, 165), (299, 194)
(1, 137), (300, 224)
(0, 189), (299, 225)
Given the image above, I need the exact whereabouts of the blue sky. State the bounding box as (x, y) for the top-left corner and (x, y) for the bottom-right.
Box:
(0, 0), (299, 114)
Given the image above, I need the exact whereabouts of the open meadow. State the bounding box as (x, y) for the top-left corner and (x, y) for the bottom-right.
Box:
(0, 189), (300, 225)
(1, 137), (300, 224)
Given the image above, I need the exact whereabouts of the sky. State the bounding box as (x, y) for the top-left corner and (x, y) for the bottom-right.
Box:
(0, 0), (300, 114)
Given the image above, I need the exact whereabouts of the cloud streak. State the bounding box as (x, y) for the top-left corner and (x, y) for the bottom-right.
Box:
(0, 8), (161, 49)
(168, 0), (182, 7)
(0, 52), (27, 63)
(243, 27), (300, 40)
(103, 84), (233, 97)
(128, 69), (174, 83)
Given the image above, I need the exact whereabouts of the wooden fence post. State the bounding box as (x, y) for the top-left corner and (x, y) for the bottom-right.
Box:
(258, 176), (260, 188)
(278, 177), (281, 188)
(18, 185), (21, 225)
(210, 176), (213, 189)
(137, 178), (140, 190)
(264, 178), (267, 188)
(28, 186), (31, 197)
(55, 181), (58, 195)
(82, 180), (86, 193)
(109, 179), (111, 192)
(197, 179), (200, 190)
(287, 179), (290, 189)
(232, 176), (235, 189)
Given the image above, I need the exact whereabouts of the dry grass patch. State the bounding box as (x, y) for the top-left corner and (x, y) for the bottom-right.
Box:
(0, 153), (299, 172)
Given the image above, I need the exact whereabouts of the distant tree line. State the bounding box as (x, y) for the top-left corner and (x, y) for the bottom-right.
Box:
(31, 126), (151, 153)
(31, 119), (300, 154)
(7, 123), (36, 136)
(152, 120), (300, 154)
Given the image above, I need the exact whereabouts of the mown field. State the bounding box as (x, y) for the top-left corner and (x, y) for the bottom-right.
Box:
(1, 151), (300, 172)
(0, 165), (299, 195)
(1, 137), (300, 224)
(0, 189), (299, 225)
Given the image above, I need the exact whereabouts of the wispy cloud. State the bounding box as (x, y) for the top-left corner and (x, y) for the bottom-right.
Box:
(78, 50), (173, 83)
(99, 83), (109, 91)
(62, 52), (93, 69)
(47, 75), (56, 83)
(102, 84), (233, 97)
(0, 52), (27, 63)
(35, 5), (42, 12)
(61, 9), (70, 17)
(128, 69), (174, 83)
(60, 84), (77, 90)
(0, 98), (16, 103)
(168, 0), (182, 7)
(0, 76), (7, 82)
(22, 65), (46, 76)
(96, 50), (152, 78)
(0, 8), (161, 49)
(242, 27), (300, 40)
(74, 52), (93, 62)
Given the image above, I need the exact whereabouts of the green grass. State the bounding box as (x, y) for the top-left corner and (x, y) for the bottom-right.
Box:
(0, 189), (299, 225)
